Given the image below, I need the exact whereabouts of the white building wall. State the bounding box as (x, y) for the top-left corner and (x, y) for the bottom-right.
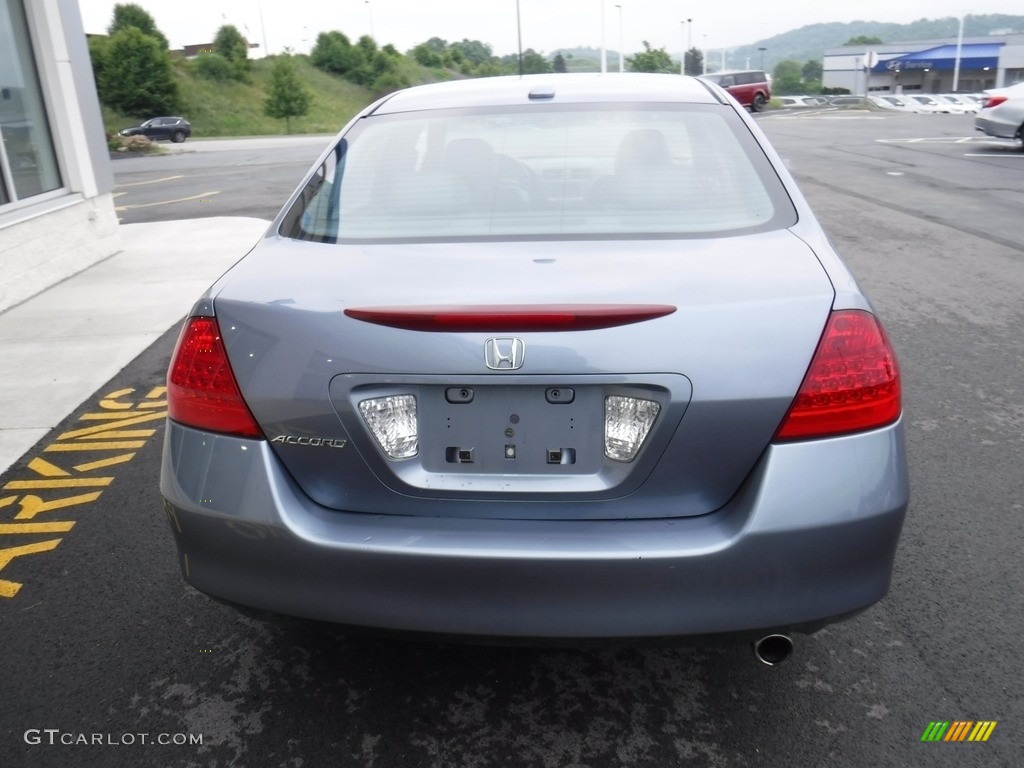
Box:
(0, 0), (120, 313)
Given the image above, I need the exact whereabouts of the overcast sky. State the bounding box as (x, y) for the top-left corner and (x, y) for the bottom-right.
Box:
(77, 1), (1021, 58)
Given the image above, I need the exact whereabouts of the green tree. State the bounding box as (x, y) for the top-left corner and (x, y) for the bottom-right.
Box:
(100, 26), (178, 115)
(802, 59), (823, 82)
(520, 48), (552, 75)
(684, 46), (703, 76)
(553, 53), (567, 73)
(627, 41), (675, 73)
(87, 36), (110, 93)
(772, 60), (804, 96)
(311, 31), (361, 78)
(371, 70), (411, 99)
(449, 39), (493, 66)
(422, 36), (448, 53)
(213, 24), (248, 61)
(194, 52), (234, 82)
(845, 35), (884, 45)
(264, 54), (311, 133)
(108, 3), (168, 49)
(412, 43), (443, 67)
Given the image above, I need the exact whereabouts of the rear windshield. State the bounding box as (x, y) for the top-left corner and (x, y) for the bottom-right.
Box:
(279, 103), (796, 243)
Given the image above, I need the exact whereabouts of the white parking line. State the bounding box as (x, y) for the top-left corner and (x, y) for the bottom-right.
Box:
(115, 191), (221, 211)
(876, 137), (984, 144)
(114, 175), (185, 188)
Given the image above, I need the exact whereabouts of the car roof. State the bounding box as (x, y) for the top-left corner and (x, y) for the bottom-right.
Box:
(371, 73), (724, 114)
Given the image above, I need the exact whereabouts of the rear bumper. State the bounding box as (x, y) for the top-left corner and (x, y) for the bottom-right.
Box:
(975, 114), (1021, 140)
(160, 420), (909, 639)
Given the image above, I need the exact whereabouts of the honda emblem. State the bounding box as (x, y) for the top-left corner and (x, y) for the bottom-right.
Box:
(484, 338), (525, 370)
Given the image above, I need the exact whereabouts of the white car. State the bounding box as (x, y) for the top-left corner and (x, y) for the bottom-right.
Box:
(975, 81), (1024, 145)
(869, 95), (914, 112)
(936, 95), (977, 114)
(905, 95), (950, 114)
(777, 95), (830, 108)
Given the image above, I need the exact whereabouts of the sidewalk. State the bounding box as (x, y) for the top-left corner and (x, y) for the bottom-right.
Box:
(0, 216), (270, 474)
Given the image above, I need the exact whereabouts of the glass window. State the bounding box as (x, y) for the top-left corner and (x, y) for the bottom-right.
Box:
(280, 104), (795, 244)
(0, 0), (62, 205)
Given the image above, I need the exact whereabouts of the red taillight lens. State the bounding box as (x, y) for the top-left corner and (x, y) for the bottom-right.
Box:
(167, 316), (262, 438)
(982, 95), (1007, 109)
(775, 310), (901, 441)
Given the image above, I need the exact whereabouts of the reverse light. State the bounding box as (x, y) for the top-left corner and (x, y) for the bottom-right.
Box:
(775, 310), (901, 441)
(605, 395), (660, 462)
(359, 395), (418, 459)
(167, 316), (262, 438)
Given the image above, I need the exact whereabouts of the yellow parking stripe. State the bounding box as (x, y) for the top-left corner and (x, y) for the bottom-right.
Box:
(73, 455), (136, 473)
(0, 522), (75, 534)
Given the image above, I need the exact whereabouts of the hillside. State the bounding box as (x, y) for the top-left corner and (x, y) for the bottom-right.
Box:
(102, 55), (394, 138)
(727, 14), (1024, 72)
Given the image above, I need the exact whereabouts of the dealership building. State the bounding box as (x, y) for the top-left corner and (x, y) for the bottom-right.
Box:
(0, 0), (119, 313)
(824, 33), (1024, 95)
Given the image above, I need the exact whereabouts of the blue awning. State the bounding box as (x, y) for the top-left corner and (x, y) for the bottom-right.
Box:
(873, 43), (1003, 72)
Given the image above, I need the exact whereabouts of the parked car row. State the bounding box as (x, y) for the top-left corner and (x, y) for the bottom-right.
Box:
(868, 93), (981, 114)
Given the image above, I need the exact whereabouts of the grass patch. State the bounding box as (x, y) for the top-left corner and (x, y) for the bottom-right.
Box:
(102, 56), (380, 138)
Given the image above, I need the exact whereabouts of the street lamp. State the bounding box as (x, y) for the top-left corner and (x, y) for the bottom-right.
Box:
(952, 13), (966, 92)
(600, 0), (607, 74)
(365, 1), (374, 40)
(684, 18), (693, 74)
(516, 0), (523, 77)
(615, 4), (623, 73)
(680, 20), (686, 75)
(758, 46), (767, 71)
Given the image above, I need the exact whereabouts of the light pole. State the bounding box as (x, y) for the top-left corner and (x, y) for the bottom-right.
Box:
(680, 20), (685, 75)
(758, 46), (767, 71)
(516, 0), (523, 77)
(600, 0), (607, 74)
(685, 18), (692, 74)
(952, 13), (966, 92)
(615, 4), (623, 73)
(365, 1), (375, 40)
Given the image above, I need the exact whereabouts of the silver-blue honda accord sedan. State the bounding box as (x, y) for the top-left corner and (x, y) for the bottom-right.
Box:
(161, 73), (908, 660)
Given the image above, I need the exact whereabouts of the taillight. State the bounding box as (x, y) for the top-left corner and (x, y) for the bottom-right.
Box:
(167, 316), (262, 438)
(775, 310), (900, 441)
(982, 95), (1007, 109)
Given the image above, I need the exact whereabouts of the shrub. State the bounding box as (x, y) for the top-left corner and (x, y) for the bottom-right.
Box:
(194, 53), (234, 82)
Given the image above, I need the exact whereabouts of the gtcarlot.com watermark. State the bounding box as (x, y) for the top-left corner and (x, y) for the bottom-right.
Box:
(24, 729), (202, 747)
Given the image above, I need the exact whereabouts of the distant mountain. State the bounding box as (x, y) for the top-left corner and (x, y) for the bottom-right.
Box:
(726, 14), (1024, 73)
(541, 16), (1024, 73)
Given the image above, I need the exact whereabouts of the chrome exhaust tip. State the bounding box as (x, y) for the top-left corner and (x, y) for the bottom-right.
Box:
(753, 633), (793, 666)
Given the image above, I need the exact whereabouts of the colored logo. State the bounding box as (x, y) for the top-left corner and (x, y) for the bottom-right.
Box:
(921, 721), (996, 742)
